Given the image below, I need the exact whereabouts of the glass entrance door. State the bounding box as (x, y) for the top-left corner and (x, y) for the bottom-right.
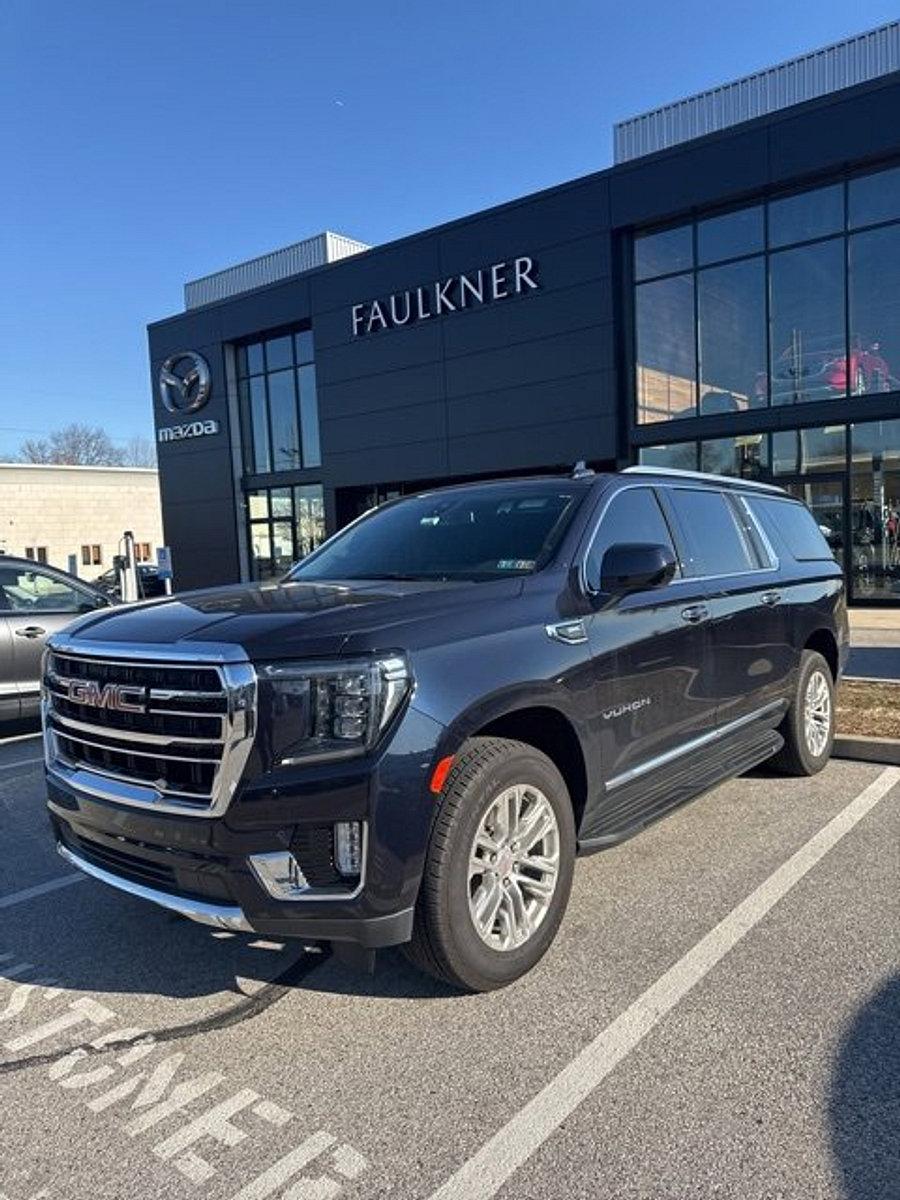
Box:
(782, 475), (847, 575)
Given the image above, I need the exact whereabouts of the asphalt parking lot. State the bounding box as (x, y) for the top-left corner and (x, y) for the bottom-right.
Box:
(1, 730), (897, 1200)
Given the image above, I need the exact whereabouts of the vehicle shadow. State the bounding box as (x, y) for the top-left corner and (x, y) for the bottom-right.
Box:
(828, 973), (899, 1199)
(2, 883), (458, 1011)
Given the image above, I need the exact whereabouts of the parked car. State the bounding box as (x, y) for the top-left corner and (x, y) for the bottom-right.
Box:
(0, 556), (111, 725)
(42, 467), (848, 991)
(93, 563), (168, 600)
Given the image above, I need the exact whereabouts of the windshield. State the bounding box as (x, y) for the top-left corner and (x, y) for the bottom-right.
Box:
(288, 484), (584, 582)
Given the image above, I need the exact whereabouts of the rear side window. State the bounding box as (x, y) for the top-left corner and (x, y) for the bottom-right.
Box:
(586, 487), (677, 585)
(665, 488), (758, 577)
(747, 496), (834, 562)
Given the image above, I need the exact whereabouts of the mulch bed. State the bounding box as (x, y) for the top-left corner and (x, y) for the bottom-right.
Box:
(836, 679), (900, 740)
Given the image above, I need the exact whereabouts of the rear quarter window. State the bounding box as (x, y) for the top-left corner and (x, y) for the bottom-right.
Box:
(747, 497), (835, 562)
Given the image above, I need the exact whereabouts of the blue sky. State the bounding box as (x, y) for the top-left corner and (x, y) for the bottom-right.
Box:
(1, 1), (897, 458)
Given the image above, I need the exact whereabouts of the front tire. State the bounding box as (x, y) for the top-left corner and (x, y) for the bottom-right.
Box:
(404, 737), (576, 992)
(771, 650), (835, 776)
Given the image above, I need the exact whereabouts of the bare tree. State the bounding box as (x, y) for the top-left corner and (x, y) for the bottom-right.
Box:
(20, 424), (126, 466)
(120, 434), (157, 468)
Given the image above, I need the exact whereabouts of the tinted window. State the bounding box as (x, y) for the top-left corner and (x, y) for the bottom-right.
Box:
(848, 165), (900, 230)
(635, 273), (696, 423)
(697, 205), (763, 265)
(291, 486), (583, 582)
(586, 488), (676, 588)
(698, 257), (766, 413)
(748, 497), (834, 562)
(768, 184), (844, 248)
(0, 567), (90, 613)
(666, 488), (757, 576)
(634, 225), (693, 282)
(769, 239), (846, 405)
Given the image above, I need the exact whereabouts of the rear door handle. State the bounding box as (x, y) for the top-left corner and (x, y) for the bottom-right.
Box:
(760, 591), (782, 607)
(15, 626), (46, 638)
(680, 604), (709, 625)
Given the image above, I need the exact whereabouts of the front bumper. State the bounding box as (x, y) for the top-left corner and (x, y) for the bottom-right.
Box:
(46, 703), (446, 949)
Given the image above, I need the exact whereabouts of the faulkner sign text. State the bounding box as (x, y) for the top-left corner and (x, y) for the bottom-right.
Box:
(351, 255), (538, 336)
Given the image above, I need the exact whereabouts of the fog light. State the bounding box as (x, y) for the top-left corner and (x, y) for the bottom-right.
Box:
(334, 822), (363, 877)
(249, 851), (310, 900)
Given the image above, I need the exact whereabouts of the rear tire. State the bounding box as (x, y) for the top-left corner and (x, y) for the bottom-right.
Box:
(404, 737), (576, 992)
(770, 650), (835, 776)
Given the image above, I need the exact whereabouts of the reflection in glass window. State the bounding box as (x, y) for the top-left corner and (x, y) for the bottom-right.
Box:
(700, 435), (768, 479)
(246, 484), (326, 581)
(298, 364), (322, 468)
(636, 274), (696, 423)
(236, 328), (320, 473)
(638, 442), (698, 471)
(849, 226), (900, 395)
(586, 488), (677, 587)
(268, 370), (301, 471)
(771, 426), (845, 476)
(769, 240), (846, 405)
(265, 335), (293, 372)
(634, 225), (692, 282)
(697, 206), (763, 265)
(768, 184), (844, 248)
(698, 258), (766, 413)
(666, 489), (757, 576)
(850, 419), (900, 601)
(849, 165), (900, 230)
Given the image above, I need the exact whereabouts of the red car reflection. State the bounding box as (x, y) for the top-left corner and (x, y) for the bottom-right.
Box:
(756, 340), (892, 402)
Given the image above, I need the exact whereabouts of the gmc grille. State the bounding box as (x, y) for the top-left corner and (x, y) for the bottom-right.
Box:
(43, 646), (257, 816)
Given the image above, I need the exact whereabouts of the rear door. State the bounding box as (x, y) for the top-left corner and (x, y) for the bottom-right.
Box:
(584, 485), (717, 790)
(661, 486), (795, 731)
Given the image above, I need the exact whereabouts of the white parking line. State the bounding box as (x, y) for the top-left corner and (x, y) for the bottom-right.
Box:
(0, 874), (85, 910)
(430, 766), (900, 1200)
(0, 757), (43, 773)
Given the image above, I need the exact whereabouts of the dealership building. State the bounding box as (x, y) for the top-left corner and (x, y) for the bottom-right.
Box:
(150, 22), (900, 604)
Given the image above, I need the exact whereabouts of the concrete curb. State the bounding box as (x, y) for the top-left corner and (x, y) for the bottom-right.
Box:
(833, 735), (900, 766)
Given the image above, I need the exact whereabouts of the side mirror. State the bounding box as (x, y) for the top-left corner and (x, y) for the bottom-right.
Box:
(599, 543), (677, 595)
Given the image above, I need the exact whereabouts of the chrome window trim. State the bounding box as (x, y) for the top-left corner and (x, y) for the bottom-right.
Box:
(605, 700), (785, 792)
(736, 494), (781, 571)
(579, 481), (681, 596)
(57, 843), (253, 932)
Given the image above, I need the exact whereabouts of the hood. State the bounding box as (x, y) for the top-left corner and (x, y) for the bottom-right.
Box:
(61, 576), (525, 660)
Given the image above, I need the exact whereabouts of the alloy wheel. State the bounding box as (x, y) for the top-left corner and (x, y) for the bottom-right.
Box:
(803, 669), (832, 757)
(467, 784), (560, 951)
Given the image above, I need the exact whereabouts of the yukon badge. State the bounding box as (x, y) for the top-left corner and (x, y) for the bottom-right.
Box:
(603, 697), (651, 720)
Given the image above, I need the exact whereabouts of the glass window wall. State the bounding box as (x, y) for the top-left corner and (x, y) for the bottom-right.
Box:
(237, 327), (321, 474)
(246, 483), (326, 581)
(850, 419), (900, 601)
(635, 161), (900, 426)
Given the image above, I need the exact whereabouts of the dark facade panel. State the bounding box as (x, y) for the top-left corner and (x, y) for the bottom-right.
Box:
(317, 362), (446, 421)
(448, 414), (612, 477)
(447, 370), (614, 438)
(321, 400), (445, 455)
(444, 325), (612, 399)
(441, 279), (611, 359)
(324, 439), (450, 487)
(437, 178), (610, 267)
(767, 78), (900, 180)
(310, 240), (441, 321)
(316, 319), (444, 386)
(610, 127), (770, 227)
(216, 276), (311, 342)
(162, 497), (241, 589)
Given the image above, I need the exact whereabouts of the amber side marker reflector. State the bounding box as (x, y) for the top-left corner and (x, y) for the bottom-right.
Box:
(429, 755), (455, 795)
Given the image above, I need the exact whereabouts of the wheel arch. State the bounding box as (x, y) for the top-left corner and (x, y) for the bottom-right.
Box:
(804, 627), (839, 681)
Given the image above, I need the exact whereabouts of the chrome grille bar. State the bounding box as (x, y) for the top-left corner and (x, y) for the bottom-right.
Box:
(43, 639), (257, 818)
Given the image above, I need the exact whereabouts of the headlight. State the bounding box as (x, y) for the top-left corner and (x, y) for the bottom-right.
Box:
(258, 655), (411, 766)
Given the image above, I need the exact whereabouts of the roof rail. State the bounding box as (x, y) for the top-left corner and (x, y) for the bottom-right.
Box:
(622, 465), (786, 495)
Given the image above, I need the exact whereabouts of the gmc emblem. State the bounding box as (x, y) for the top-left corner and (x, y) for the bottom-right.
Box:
(67, 679), (146, 714)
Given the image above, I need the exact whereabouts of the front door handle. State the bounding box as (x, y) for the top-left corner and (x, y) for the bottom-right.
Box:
(681, 604), (709, 625)
(15, 626), (46, 639)
(761, 591), (782, 607)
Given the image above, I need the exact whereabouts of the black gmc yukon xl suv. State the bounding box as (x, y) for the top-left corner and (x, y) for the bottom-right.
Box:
(43, 467), (848, 991)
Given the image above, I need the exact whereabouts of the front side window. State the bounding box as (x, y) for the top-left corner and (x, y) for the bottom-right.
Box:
(585, 487), (677, 587)
(290, 485), (582, 583)
(237, 327), (321, 474)
(666, 488), (758, 577)
(0, 567), (92, 613)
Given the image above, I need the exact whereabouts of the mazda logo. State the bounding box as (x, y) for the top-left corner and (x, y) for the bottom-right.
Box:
(159, 351), (212, 415)
(67, 679), (147, 714)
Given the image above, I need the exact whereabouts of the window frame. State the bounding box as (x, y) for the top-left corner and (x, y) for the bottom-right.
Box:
(580, 483), (681, 595)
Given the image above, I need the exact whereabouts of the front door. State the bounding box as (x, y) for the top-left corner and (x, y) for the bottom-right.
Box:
(583, 486), (716, 793)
